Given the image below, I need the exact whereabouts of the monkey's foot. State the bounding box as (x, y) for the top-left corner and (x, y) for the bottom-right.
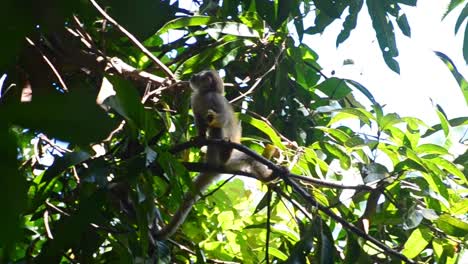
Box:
(206, 109), (223, 128)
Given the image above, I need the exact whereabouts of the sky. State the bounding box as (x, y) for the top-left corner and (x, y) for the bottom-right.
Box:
(174, 0), (468, 128)
(304, 0), (468, 125)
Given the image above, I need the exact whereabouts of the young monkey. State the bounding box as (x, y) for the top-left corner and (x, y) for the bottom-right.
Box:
(154, 70), (270, 240)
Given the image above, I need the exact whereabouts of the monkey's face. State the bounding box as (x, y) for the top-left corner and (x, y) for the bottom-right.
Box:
(190, 70), (223, 93)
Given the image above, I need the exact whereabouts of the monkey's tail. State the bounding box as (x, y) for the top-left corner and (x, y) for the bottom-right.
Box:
(153, 172), (218, 240)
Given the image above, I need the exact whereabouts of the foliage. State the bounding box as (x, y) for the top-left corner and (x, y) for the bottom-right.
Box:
(0, 0), (467, 263)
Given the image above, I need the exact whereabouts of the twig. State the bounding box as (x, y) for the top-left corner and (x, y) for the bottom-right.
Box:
(89, 0), (176, 80)
(39, 134), (72, 153)
(25, 37), (68, 92)
(167, 239), (240, 264)
(202, 174), (236, 198)
(265, 188), (272, 264)
(289, 174), (374, 191)
(271, 186), (313, 221)
(45, 200), (129, 234)
(229, 66), (274, 103)
(44, 210), (54, 239)
(230, 44), (285, 103)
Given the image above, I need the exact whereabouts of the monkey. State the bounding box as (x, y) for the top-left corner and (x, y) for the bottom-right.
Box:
(190, 70), (241, 166)
(153, 70), (271, 240)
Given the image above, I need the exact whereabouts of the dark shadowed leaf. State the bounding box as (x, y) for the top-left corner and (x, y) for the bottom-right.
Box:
(4, 90), (118, 145)
(0, 126), (27, 252)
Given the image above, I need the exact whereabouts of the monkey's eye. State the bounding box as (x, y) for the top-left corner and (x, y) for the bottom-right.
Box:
(206, 75), (213, 84)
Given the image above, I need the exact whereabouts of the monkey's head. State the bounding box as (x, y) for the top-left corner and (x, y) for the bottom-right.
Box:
(190, 70), (224, 94)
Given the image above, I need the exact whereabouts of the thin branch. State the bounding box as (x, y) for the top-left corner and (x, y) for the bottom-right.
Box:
(289, 174), (374, 191)
(271, 186), (313, 221)
(280, 175), (416, 263)
(109, 57), (166, 85)
(167, 239), (240, 264)
(44, 210), (54, 239)
(229, 65), (274, 104)
(89, 0), (176, 80)
(230, 44), (285, 103)
(265, 188), (272, 264)
(45, 200), (129, 234)
(25, 37), (68, 92)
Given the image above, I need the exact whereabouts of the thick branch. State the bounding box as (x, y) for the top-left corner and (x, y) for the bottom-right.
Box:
(171, 139), (373, 190)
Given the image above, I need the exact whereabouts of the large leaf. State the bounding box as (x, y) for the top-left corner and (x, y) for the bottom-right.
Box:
(367, 0), (400, 73)
(402, 226), (432, 259)
(156, 16), (218, 35)
(3, 89), (118, 145)
(436, 214), (468, 237)
(434, 51), (468, 105)
(337, 0), (364, 46)
(0, 126), (27, 252)
(238, 114), (284, 148)
(315, 77), (352, 100)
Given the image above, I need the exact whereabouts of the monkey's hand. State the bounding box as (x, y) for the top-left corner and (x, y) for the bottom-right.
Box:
(206, 109), (223, 128)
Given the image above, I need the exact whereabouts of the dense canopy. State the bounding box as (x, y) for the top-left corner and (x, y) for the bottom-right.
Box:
(1, 0), (468, 263)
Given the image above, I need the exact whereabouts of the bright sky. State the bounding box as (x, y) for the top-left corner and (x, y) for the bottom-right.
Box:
(304, 0), (468, 125)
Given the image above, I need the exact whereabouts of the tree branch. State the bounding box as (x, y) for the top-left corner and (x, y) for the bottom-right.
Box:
(89, 0), (176, 80)
(171, 138), (415, 263)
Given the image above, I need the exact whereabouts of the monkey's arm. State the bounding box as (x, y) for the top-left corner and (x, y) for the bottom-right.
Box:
(194, 113), (208, 138)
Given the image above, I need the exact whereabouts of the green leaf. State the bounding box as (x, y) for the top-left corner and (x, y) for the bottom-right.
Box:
(330, 108), (375, 126)
(178, 39), (247, 76)
(321, 142), (351, 169)
(336, 0), (364, 46)
(156, 16), (218, 35)
(284, 220), (315, 263)
(436, 214), (468, 237)
(344, 79), (378, 105)
(431, 157), (467, 183)
(253, 191), (270, 214)
(315, 127), (350, 143)
(0, 126), (27, 252)
(319, 221), (334, 264)
(268, 247), (289, 260)
(415, 144), (449, 155)
(402, 226), (432, 259)
(434, 51), (468, 105)
(464, 19), (468, 65)
(394, 159), (427, 173)
(396, 0), (417, 6)
(367, 0), (400, 73)
(454, 3), (468, 33)
(316, 77), (352, 100)
(206, 22), (260, 39)
(3, 90), (118, 145)
(444, 1), (466, 19)
(36, 192), (105, 263)
(451, 199), (468, 215)
(434, 103), (451, 138)
(423, 117), (468, 137)
(238, 114), (284, 149)
(396, 13), (411, 37)
(304, 11), (335, 34)
(314, 0), (343, 18)
(43, 151), (90, 182)
(378, 113), (402, 131)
